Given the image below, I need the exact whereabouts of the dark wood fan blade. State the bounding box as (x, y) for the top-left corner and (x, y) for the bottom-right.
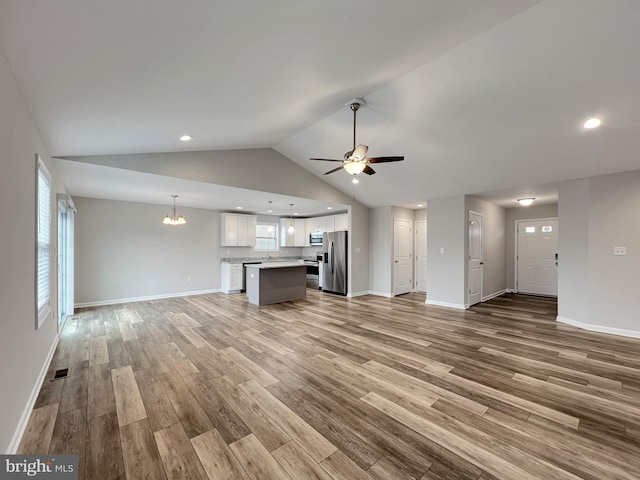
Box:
(363, 165), (376, 175)
(366, 156), (404, 163)
(324, 165), (345, 175)
(310, 158), (344, 162)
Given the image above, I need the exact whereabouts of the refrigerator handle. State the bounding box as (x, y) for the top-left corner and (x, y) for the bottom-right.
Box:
(330, 241), (334, 275)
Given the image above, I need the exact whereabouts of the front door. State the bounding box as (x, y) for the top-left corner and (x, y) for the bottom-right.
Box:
(394, 219), (412, 296)
(468, 211), (483, 306)
(517, 219), (558, 296)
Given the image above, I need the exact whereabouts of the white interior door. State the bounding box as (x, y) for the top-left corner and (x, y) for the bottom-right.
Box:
(468, 211), (483, 306)
(517, 219), (558, 296)
(415, 220), (427, 293)
(394, 218), (412, 296)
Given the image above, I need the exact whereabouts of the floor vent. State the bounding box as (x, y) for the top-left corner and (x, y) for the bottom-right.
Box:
(54, 368), (69, 379)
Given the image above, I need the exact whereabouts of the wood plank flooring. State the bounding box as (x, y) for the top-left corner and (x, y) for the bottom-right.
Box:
(18, 291), (640, 479)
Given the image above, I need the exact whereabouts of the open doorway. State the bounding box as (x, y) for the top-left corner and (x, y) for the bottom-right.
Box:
(57, 195), (75, 330)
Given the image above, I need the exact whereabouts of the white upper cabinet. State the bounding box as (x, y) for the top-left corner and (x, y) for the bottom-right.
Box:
(334, 213), (348, 231)
(324, 216), (335, 233)
(221, 213), (257, 246)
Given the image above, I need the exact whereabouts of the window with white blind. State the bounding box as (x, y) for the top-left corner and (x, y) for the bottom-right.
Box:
(254, 222), (278, 251)
(37, 158), (52, 327)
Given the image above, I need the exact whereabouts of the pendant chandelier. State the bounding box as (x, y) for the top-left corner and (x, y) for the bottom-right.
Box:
(267, 201), (274, 232)
(162, 195), (186, 225)
(288, 203), (295, 234)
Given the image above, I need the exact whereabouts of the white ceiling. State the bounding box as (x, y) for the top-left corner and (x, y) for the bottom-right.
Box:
(3, 0), (640, 209)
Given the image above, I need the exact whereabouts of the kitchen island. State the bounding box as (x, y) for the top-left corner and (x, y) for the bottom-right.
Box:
(244, 262), (307, 306)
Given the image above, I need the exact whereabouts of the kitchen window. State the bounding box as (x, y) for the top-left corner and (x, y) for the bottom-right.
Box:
(254, 222), (278, 251)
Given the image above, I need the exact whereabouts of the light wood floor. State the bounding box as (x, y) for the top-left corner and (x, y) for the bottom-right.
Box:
(18, 291), (640, 479)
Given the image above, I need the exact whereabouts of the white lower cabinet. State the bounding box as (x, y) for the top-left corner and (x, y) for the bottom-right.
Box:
(221, 263), (243, 293)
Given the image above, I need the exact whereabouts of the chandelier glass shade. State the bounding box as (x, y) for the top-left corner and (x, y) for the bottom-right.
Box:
(162, 195), (186, 225)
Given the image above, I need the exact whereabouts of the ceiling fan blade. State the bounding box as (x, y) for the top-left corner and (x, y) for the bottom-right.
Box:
(310, 158), (344, 162)
(366, 156), (404, 163)
(363, 165), (376, 175)
(324, 166), (345, 175)
(350, 144), (368, 161)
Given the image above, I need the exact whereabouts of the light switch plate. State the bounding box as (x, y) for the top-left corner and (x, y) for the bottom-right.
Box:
(440, 247), (445, 254)
(613, 246), (627, 256)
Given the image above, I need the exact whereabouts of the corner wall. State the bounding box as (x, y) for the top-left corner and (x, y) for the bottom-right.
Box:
(0, 46), (65, 452)
(426, 195), (466, 308)
(558, 172), (640, 337)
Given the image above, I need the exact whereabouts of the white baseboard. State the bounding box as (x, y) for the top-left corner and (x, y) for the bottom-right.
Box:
(425, 299), (468, 310)
(347, 291), (370, 298)
(7, 334), (59, 454)
(556, 316), (640, 340)
(368, 291), (394, 298)
(506, 288), (515, 293)
(482, 289), (507, 302)
(75, 289), (221, 308)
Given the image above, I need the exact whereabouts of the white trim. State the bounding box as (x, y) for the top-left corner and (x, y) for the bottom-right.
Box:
(75, 289), (220, 308)
(556, 316), (640, 340)
(425, 299), (468, 310)
(8, 334), (59, 454)
(347, 291), (370, 298)
(368, 291), (394, 298)
(482, 289), (507, 302)
(506, 288), (515, 293)
(468, 210), (484, 306)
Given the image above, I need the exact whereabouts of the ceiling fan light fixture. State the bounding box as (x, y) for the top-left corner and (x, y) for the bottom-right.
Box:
(517, 198), (535, 206)
(344, 161), (366, 175)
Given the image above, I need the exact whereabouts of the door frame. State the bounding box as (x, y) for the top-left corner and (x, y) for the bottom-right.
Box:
(414, 220), (427, 293)
(468, 210), (483, 306)
(514, 217), (558, 294)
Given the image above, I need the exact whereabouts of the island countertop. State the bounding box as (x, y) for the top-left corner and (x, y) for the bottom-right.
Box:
(245, 263), (306, 305)
(245, 262), (306, 270)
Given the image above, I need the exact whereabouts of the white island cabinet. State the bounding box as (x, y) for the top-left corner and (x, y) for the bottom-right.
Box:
(221, 262), (243, 293)
(221, 213), (257, 246)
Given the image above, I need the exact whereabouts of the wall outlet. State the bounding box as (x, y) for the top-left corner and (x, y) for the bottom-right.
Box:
(440, 247), (445, 254)
(187, 275), (192, 281)
(613, 246), (627, 256)
(355, 247), (361, 253)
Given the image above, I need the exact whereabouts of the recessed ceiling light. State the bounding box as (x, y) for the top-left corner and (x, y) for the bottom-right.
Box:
(417, 203), (424, 207)
(583, 118), (602, 129)
(352, 178), (359, 184)
(180, 135), (192, 141)
(327, 206), (333, 210)
(236, 206), (243, 210)
(517, 198), (535, 206)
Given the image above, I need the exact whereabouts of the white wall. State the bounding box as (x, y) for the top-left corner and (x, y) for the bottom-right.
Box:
(369, 207), (392, 296)
(465, 196), (507, 302)
(558, 172), (640, 336)
(74, 197), (219, 305)
(426, 195), (466, 308)
(0, 47), (66, 452)
(505, 203), (558, 290)
(64, 151), (369, 295)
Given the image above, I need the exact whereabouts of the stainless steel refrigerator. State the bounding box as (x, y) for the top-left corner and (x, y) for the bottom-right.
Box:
(322, 230), (348, 295)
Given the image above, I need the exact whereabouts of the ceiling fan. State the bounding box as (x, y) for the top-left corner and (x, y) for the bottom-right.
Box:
(310, 99), (404, 176)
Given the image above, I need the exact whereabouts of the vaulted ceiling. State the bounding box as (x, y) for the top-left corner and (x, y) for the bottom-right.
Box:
(2, 0), (639, 209)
